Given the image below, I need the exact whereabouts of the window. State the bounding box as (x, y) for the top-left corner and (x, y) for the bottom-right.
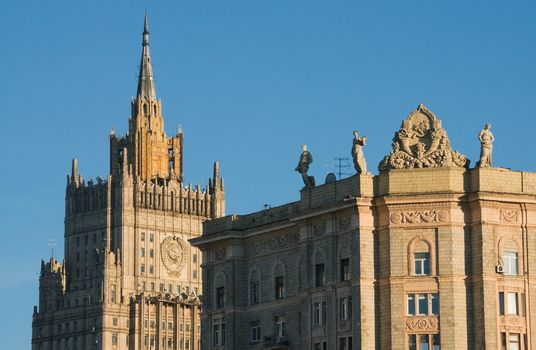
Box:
(314, 342), (327, 350)
(150, 233), (154, 242)
(315, 263), (325, 287)
(216, 287), (225, 309)
(112, 333), (118, 345)
(407, 293), (438, 316)
(193, 254), (198, 263)
(111, 286), (116, 303)
(250, 324), (261, 343)
(414, 252), (431, 275)
(340, 296), (352, 320)
(168, 284), (172, 293)
(340, 258), (350, 281)
(408, 334), (440, 350)
(407, 294), (416, 315)
(504, 251), (518, 275)
(149, 265), (154, 274)
(499, 292), (505, 315)
(193, 270), (197, 279)
(151, 282), (155, 291)
(213, 318), (225, 346)
(275, 316), (285, 344)
(112, 318), (118, 326)
(250, 281), (259, 304)
(430, 293), (439, 315)
(418, 294), (428, 315)
(508, 292), (518, 315)
(313, 301), (327, 325)
(141, 248), (145, 257)
(509, 334), (519, 350)
(141, 232), (145, 241)
(159, 283), (164, 292)
(150, 249), (154, 258)
(275, 276), (284, 299)
(140, 264), (145, 274)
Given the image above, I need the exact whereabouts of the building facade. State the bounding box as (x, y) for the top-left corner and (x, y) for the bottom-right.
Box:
(32, 16), (225, 350)
(192, 105), (536, 350)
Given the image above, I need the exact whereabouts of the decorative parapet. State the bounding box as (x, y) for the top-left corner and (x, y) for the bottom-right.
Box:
(379, 104), (469, 171)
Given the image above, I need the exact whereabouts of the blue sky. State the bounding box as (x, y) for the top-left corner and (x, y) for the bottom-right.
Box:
(1, 0), (535, 347)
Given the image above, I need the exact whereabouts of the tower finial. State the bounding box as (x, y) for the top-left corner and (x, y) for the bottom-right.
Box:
(136, 12), (156, 102)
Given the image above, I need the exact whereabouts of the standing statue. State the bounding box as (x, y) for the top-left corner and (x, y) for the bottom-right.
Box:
(477, 123), (494, 168)
(295, 144), (315, 188)
(351, 130), (367, 174)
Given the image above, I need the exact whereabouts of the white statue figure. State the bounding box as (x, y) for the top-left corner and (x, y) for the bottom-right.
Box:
(351, 130), (367, 174)
(478, 123), (494, 168)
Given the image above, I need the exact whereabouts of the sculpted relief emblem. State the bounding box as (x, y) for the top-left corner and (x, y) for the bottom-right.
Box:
(379, 104), (469, 171)
(390, 210), (448, 224)
(499, 209), (519, 223)
(161, 236), (186, 276)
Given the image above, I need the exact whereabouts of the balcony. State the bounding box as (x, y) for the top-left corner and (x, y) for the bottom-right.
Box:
(263, 336), (289, 349)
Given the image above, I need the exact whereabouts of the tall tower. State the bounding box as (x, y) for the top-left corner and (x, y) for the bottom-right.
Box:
(32, 15), (225, 350)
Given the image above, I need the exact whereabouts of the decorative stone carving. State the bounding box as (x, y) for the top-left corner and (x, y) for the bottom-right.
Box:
(351, 130), (367, 174)
(406, 317), (439, 332)
(295, 144), (315, 188)
(379, 104), (469, 171)
(246, 233), (300, 256)
(477, 123), (494, 168)
(390, 210), (448, 224)
(313, 222), (326, 236)
(339, 216), (351, 230)
(500, 209), (519, 223)
(161, 236), (186, 276)
(214, 248), (226, 261)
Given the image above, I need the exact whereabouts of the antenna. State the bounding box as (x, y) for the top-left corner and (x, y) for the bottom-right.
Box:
(333, 157), (351, 180)
(48, 239), (56, 258)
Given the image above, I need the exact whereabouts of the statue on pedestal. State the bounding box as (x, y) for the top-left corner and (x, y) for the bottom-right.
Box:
(351, 130), (367, 174)
(477, 123), (494, 168)
(295, 144), (315, 188)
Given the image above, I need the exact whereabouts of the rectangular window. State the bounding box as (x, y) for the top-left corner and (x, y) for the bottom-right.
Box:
(315, 263), (325, 287)
(160, 283), (164, 292)
(193, 254), (198, 263)
(501, 333), (506, 350)
(340, 296), (351, 320)
(212, 323), (220, 346)
(508, 292), (518, 315)
(414, 252), (431, 275)
(193, 270), (197, 279)
(340, 258), (350, 281)
(275, 276), (284, 299)
(504, 251), (518, 275)
(275, 316), (285, 343)
(418, 294), (428, 315)
(509, 334), (519, 350)
(419, 334), (429, 350)
(141, 232), (145, 241)
(168, 284), (172, 293)
(339, 337), (347, 350)
(499, 292), (505, 315)
(140, 264), (145, 274)
(141, 248), (145, 257)
(431, 293), (439, 315)
(151, 282), (155, 291)
(432, 334), (440, 350)
(216, 287), (225, 309)
(150, 249), (154, 258)
(149, 265), (153, 274)
(407, 294), (416, 315)
(149, 233), (154, 242)
(250, 281), (259, 304)
(250, 325), (261, 343)
(112, 333), (118, 345)
(314, 302), (321, 325)
(112, 318), (118, 326)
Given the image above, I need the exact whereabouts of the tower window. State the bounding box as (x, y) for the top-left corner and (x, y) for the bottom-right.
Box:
(504, 251), (518, 275)
(414, 253), (430, 276)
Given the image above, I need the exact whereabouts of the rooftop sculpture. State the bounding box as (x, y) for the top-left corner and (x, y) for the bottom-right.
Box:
(379, 104), (469, 171)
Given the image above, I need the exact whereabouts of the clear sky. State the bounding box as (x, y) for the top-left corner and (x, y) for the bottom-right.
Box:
(1, 0), (536, 347)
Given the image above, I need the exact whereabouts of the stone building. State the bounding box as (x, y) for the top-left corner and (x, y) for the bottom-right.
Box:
(192, 104), (536, 350)
(32, 15), (225, 350)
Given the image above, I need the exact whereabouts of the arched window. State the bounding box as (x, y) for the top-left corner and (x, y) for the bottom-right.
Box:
(408, 238), (432, 276)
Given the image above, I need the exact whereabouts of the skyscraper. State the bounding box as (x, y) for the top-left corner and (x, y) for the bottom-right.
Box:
(32, 15), (225, 350)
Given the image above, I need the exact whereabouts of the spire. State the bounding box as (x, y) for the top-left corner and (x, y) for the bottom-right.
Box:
(136, 12), (156, 101)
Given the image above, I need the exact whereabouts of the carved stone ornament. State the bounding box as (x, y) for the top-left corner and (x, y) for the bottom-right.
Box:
(500, 209), (519, 223)
(406, 316), (439, 332)
(161, 236), (186, 276)
(390, 210), (448, 224)
(214, 248), (226, 261)
(246, 233), (300, 256)
(313, 222), (326, 236)
(379, 104), (469, 171)
(339, 216), (351, 230)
